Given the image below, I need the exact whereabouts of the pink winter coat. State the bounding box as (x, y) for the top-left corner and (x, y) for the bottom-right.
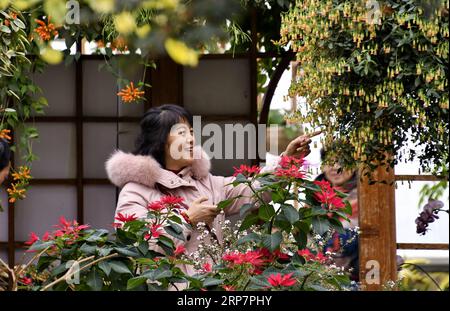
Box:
(106, 146), (276, 277)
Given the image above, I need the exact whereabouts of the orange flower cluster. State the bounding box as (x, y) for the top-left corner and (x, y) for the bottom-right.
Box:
(7, 166), (32, 203)
(0, 129), (11, 141)
(7, 184), (26, 203)
(117, 82), (145, 103)
(110, 37), (129, 52)
(11, 166), (31, 181)
(34, 17), (58, 41)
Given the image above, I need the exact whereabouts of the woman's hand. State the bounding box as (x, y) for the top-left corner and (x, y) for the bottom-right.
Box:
(283, 130), (322, 157)
(185, 196), (219, 226)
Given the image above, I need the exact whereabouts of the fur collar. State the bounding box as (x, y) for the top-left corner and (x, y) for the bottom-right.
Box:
(105, 146), (211, 188)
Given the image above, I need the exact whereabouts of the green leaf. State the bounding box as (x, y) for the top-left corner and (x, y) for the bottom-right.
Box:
(97, 247), (113, 257)
(28, 240), (55, 252)
(86, 269), (103, 291)
(36, 255), (54, 272)
(282, 205), (299, 224)
(217, 196), (240, 210)
(114, 247), (140, 257)
(50, 262), (69, 276)
(80, 243), (97, 255)
(312, 217), (330, 235)
(164, 224), (185, 241)
(109, 261), (132, 275)
(258, 204), (275, 221)
(138, 241), (149, 256)
(127, 276), (147, 290)
(236, 232), (261, 245)
(262, 232), (282, 252)
(0, 26), (11, 33)
(293, 230), (307, 250)
(98, 261), (111, 276)
(142, 267), (173, 280)
(239, 213), (259, 231)
(233, 173), (248, 184)
(203, 278), (223, 287)
(240, 203), (254, 217)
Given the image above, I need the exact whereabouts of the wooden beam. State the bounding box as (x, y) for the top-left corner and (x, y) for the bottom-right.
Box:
(76, 41), (84, 225)
(395, 175), (445, 181)
(7, 131), (16, 269)
(397, 243), (449, 250)
(149, 57), (183, 107)
(358, 162), (397, 290)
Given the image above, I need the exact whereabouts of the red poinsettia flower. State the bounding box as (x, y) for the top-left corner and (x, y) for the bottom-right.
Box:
(115, 213), (137, 223)
(174, 245), (186, 256)
(298, 249), (327, 263)
(313, 180), (345, 209)
(279, 155), (305, 169)
(267, 273), (297, 287)
(146, 224), (163, 239)
(147, 201), (165, 212)
(233, 165), (261, 177)
(223, 250), (268, 268)
(24, 232), (39, 246)
(273, 249), (290, 260)
(202, 262), (212, 272)
(297, 248), (314, 260)
(42, 231), (51, 241)
(274, 165), (306, 179)
(54, 216), (90, 235)
(314, 188), (345, 209)
(19, 276), (33, 286)
(160, 195), (184, 207)
(315, 252), (327, 263)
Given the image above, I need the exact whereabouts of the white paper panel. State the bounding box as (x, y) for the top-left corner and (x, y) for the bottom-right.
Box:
(15, 186), (77, 241)
(118, 99), (145, 117)
(15, 123), (76, 179)
(83, 123), (117, 178)
(0, 247), (7, 265)
(32, 64), (76, 116)
(199, 121), (254, 176)
(396, 181), (449, 244)
(0, 189), (8, 241)
(118, 122), (140, 152)
(183, 59), (250, 115)
(83, 60), (118, 116)
(84, 185), (117, 231)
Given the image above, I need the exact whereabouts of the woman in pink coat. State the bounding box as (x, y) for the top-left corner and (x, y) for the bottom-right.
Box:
(106, 104), (312, 276)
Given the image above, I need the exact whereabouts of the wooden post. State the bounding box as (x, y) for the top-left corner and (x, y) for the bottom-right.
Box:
(147, 57), (183, 108)
(358, 163), (397, 290)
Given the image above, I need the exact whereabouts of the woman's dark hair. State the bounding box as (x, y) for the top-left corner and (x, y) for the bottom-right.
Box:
(0, 139), (11, 171)
(134, 104), (193, 167)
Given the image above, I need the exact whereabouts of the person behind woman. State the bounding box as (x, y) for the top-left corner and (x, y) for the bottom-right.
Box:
(106, 104), (312, 276)
(315, 148), (359, 281)
(0, 139), (11, 185)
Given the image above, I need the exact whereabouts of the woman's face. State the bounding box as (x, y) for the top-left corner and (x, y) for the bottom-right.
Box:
(165, 120), (195, 169)
(0, 163), (10, 185)
(322, 163), (354, 187)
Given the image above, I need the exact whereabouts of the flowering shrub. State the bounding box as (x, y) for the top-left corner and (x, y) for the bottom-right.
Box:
(280, 0), (449, 177)
(12, 156), (354, 291)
